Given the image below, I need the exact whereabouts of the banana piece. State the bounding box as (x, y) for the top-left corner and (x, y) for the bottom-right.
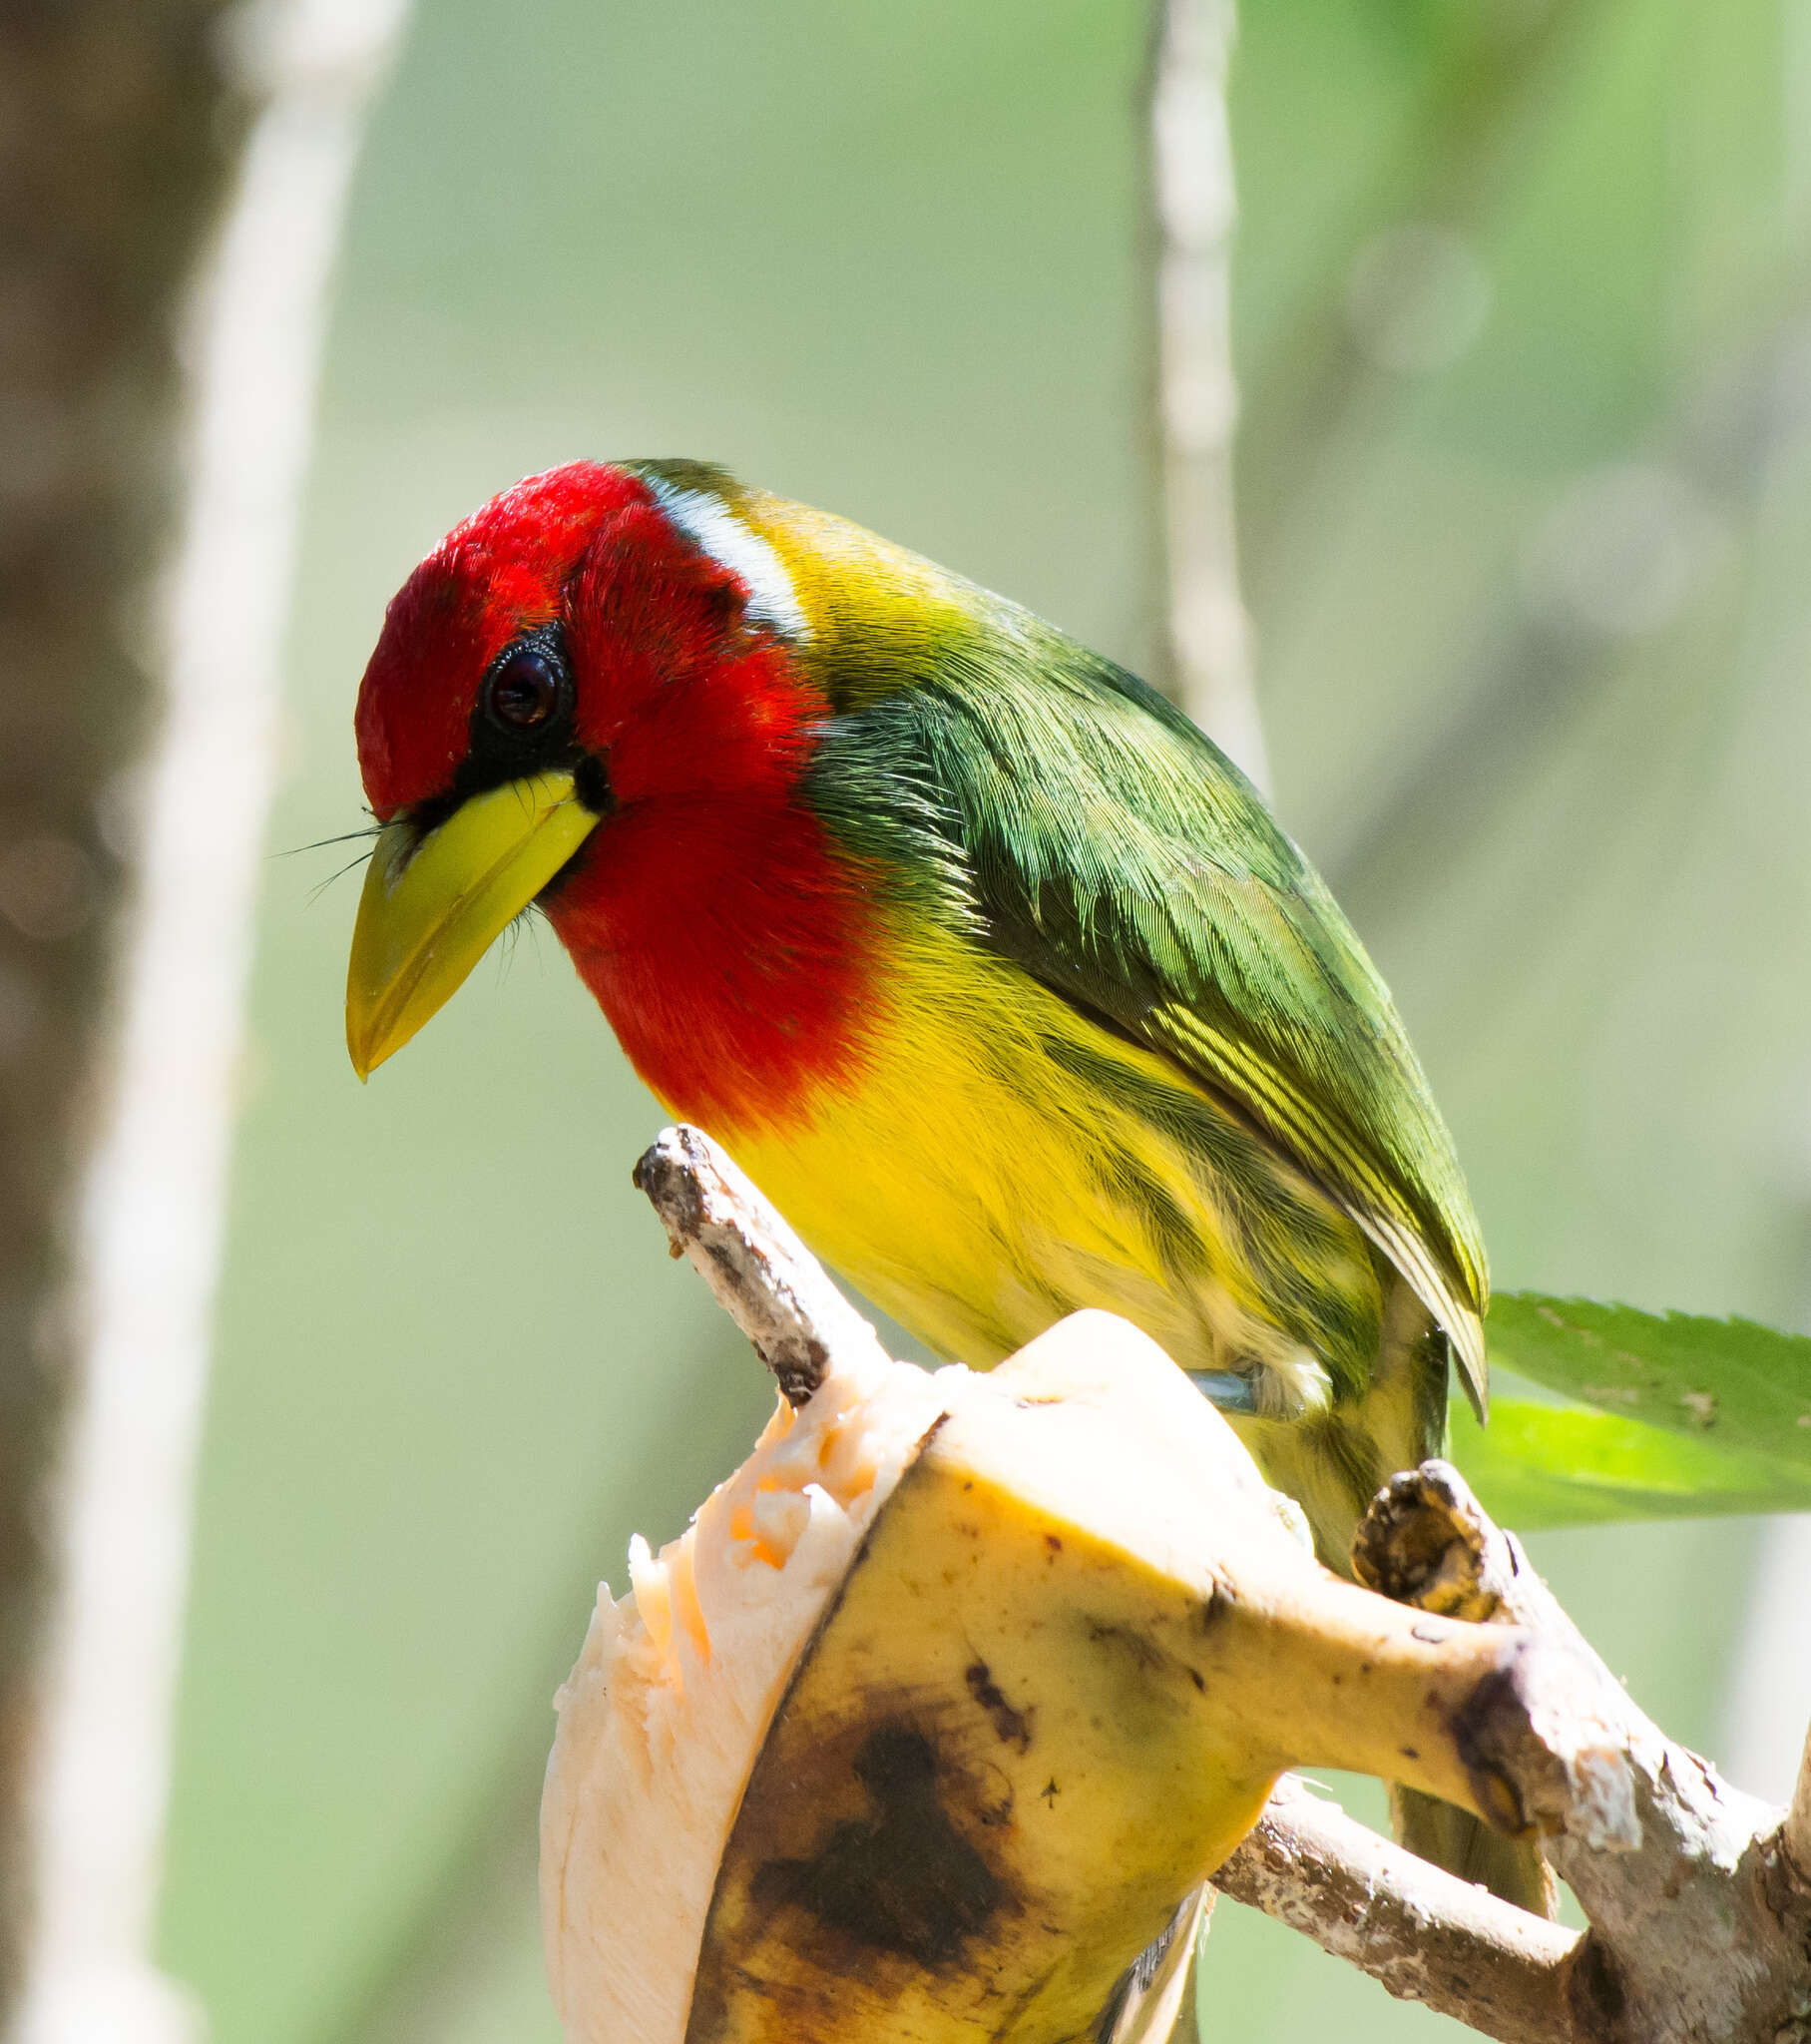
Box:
(540, 1327), (945, 2043)
(543, 1309), (1545, 2044)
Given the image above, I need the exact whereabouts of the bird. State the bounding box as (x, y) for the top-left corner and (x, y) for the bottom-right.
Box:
(345, 457), (1546, 1913)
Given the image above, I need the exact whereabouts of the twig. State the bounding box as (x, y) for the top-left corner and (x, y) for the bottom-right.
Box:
(1216, 1778), (1581, 2044)
(633, 1125), (892, 1405)
(632, 1124), (1811, 2044)
(1149, 0), (1268, 790)
(1353, 1460), (1612, 1681)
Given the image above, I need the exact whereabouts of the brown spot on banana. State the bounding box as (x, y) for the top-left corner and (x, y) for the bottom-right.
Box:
(966, 1661), (1035, 1752)
(746, 1723), (1008, 1967)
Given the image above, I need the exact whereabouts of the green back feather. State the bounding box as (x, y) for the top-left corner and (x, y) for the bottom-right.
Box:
(805, 583), (1489, 1414)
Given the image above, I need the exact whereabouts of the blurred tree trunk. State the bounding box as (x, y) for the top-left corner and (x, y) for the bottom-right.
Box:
(0, 5), (246, 2015)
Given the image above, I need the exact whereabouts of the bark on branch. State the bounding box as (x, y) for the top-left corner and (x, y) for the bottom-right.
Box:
(1215, 1780), (1580, 2044)
(633, 1124), (1811, 2044)
(633, 1124), (892, 1406)
(1350, 1462), (1811, 2044)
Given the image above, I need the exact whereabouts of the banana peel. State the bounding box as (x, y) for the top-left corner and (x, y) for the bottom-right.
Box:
(543, 1308), (1561, 2044)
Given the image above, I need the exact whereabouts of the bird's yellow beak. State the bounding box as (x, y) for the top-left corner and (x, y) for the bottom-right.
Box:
(345, 768), (602, 1080)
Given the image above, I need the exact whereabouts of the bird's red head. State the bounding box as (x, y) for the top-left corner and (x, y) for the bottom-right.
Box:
(355, 459), (826, 824)
(346, 460), (881, 1127)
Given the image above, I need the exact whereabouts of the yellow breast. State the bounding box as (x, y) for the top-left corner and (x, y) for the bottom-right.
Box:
(707, 925), (1377, 1410)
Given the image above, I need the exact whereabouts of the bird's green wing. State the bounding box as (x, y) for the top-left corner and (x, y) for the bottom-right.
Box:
(818, 604), (1488, 1410)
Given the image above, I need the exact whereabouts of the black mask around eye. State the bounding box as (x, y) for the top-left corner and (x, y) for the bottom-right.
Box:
(459, 626), (579, 793)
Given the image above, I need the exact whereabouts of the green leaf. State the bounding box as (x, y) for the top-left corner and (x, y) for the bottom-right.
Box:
(1451, 1397), (1811, 1530)
(1488, 1292), (1811, 1474)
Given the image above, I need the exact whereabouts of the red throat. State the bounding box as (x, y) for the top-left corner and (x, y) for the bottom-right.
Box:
(549, 479), (885, 1133)
(542, 640), (885, 1135)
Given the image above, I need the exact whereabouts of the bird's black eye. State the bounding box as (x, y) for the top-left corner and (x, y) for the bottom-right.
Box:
(485, 644), (565, 733)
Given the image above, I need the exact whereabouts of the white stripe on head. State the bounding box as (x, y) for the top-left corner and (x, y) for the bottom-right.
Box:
(642, 476), (811, 642)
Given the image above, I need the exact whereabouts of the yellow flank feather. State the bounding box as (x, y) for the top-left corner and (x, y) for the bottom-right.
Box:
(704, 919), (1432, 1560)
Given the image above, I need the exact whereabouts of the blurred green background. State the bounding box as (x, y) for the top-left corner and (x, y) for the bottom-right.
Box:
(157, 1), (1811, 2038)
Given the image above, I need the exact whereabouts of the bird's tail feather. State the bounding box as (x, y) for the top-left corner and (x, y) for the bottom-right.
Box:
(1392, 1785), (1558, 1918)
(1095, 1888), (1206, 2043)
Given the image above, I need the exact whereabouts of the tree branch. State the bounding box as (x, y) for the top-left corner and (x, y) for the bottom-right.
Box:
(633, 1123), (892, 1406)
(1351, 1461), (1811, 2044)
(1216, 1778), (1581, 2044)
(632, 1124), (1811, 2044)
(1353, 1460), (1611, 1679)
